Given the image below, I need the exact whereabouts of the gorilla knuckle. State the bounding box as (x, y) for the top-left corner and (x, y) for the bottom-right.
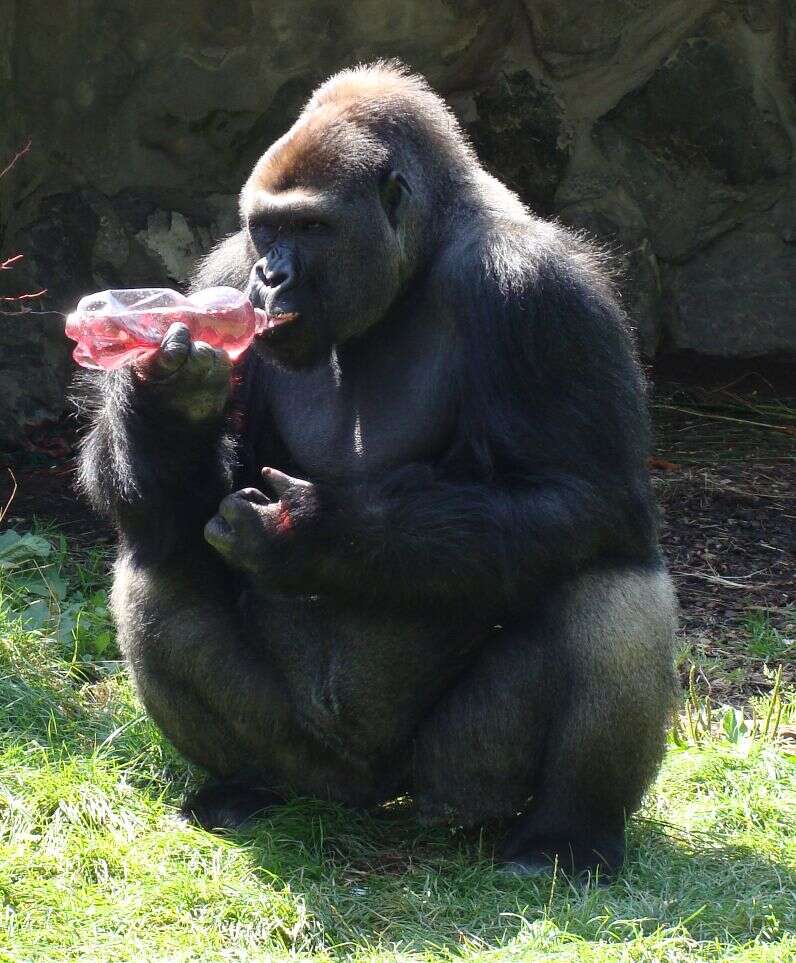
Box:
(218, 492), (250, 521)
(158, 327), (192, 363)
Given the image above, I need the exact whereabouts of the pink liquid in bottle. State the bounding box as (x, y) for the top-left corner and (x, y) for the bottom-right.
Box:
(65, 287), (261, 370)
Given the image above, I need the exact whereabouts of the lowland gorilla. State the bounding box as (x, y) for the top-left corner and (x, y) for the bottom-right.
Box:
(80, 63), (677, 875)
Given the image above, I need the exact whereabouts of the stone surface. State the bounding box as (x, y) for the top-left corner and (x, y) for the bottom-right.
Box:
(666, 223), (796, 357)
(0, 313), (72, 449)
(135, 211), (211, 287)
(470, 70), (570, 217)
(0, 0), (795, 444)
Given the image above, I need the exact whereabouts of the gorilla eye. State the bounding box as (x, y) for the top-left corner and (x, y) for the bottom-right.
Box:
(249, 220), (278, 250)
(298, 221), (326, 233)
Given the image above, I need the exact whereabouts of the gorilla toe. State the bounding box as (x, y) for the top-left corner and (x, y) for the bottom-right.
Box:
(182, 781), (282, 832)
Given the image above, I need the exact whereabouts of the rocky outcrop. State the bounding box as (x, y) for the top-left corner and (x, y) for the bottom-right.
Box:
(1, 0), (794, 444)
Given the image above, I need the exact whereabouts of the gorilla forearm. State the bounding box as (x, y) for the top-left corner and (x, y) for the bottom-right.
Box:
(276, 472), (653, 617)
(79, 369), (236, 552)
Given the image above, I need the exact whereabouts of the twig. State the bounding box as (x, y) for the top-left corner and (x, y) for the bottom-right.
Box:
(719, 391), (796, 422)
(674, 571), (770, 589)
(0, 140), (46, 309)
(654, 403), (796, 435)
(0, 289), (47, 302)
(0, 307), (61, 317)
(0, 138), (31, 180)
(0, 468), (18, 525)
(704, 482), (789, 501)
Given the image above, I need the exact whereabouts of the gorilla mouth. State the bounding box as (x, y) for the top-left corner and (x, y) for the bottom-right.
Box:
(254, 309), (300, 336)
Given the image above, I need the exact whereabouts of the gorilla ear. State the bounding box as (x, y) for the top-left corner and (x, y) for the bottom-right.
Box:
(379, 171), (412, 230)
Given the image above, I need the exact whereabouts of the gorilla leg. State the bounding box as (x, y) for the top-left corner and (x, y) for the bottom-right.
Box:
(111, 548), (367, 827)
(412, 567), (678, 876)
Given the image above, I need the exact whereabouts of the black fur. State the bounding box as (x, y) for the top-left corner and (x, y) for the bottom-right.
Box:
(78, 64), (677, 877)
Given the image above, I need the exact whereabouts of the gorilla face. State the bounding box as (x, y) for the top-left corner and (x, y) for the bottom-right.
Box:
(245, 174), (412, 369)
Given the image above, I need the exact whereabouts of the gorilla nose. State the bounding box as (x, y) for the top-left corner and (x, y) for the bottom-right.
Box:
(255, 257), (293, 292)
(265, 266), (289, 287)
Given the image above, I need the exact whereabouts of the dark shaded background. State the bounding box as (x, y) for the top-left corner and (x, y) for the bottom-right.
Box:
(1, 0), (795, 448)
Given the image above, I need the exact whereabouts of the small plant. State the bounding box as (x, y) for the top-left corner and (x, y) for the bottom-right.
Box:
(670, 662), (786, 748)
(0, 526), (117, 668)
(744, 610), (793, 659)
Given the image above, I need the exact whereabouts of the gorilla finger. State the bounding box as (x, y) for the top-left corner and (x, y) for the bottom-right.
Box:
(217, 491), (256, 523)
(157, 322), (193, 369)
(161, 321), (193, 348)
(261, 466), (313, 496)
(236, 487), (273, 506)
(191, 340), (232, 378)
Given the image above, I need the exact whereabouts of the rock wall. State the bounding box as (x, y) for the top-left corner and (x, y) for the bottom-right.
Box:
(1, 0), (794, 445)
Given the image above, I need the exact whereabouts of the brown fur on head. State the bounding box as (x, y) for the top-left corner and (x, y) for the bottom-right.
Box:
(241, 61), (475, 210)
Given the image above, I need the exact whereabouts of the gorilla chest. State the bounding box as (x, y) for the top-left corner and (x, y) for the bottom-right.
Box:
(266, 333), (457, 477)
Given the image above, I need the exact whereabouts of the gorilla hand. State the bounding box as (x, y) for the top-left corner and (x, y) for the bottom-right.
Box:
(134, 322), (232, 423)
(204, 468), (319, 580)
(260, 466), (316, 512)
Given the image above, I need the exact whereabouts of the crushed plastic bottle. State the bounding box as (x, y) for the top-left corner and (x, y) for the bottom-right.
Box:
(65, 287), (261, 370)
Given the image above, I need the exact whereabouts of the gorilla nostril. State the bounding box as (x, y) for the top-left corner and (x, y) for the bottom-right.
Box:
(265, 268), (289, 289)
(253, 256), (294, 293)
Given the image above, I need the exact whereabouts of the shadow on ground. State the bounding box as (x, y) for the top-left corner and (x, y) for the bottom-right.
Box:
(201, 796), (796, 954)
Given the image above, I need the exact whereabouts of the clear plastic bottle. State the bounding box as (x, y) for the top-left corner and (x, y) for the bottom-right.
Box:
(65, 287), (258, 370)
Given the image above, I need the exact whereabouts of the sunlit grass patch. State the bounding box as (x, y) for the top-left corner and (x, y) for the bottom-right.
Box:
(1, 529), (794, 961)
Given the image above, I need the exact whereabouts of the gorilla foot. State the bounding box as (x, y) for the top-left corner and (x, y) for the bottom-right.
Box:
(499, 833), (625, 881)
(182, 781), (283, 832)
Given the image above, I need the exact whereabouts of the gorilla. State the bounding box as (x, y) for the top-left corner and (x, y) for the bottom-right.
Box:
(79, 63), (677, 876)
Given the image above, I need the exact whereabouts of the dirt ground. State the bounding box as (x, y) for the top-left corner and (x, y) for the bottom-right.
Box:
(2, 359), (793, 705)
(651, 363), (794, 702)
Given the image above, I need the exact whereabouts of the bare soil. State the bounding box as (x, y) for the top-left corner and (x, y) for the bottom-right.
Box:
(650, 366), (794, 702)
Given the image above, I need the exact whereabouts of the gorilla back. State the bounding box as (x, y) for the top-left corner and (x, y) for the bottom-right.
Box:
(80, 62), (678, 876)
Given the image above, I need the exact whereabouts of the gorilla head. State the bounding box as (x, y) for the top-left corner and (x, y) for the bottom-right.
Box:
(237, 67), (470, 368)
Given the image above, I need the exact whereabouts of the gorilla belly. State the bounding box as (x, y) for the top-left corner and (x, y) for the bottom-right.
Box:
(246, 590), (482, 765)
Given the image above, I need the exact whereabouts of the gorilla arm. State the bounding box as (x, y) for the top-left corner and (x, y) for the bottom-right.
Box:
(81, 229), (259, 552)
(79, 324), (237, 557)
(208, 465), (641, 621)
(206, 237), (658, 620)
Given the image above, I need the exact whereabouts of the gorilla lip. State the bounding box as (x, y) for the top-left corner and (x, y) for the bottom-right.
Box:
(254, 308), (300, 335)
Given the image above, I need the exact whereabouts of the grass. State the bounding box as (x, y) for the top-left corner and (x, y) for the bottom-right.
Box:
(745, 614), (794, 661)
(1, 530), (795, 962)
